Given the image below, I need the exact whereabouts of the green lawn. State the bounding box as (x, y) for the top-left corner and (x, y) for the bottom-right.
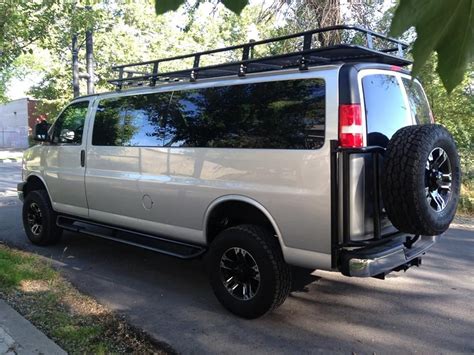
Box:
(0, 244), (170, 354)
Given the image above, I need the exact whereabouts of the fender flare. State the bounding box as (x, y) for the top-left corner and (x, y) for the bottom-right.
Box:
(202, 194), (284, 244)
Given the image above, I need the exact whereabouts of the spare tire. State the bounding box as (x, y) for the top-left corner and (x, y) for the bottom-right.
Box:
(382, 124), (461, 235)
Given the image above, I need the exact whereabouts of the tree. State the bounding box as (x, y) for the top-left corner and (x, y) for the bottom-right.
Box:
(25, 1), (273, 116)
(155, 0), (249, 15)
(390, 0), (473, 93)
(154, 0), (474, 93)
(0, 1), (62, 74)
(418, 56), (473, 168)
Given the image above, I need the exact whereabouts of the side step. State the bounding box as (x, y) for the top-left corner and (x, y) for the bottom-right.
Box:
(56, 215), (206, 259)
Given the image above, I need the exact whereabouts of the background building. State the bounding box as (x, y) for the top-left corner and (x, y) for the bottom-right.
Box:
(0, 98), (43, 149)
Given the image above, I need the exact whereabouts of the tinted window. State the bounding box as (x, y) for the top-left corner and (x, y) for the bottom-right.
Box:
(402, 78), (431, 125)
(362, 74), (410, 147)
(51, 101), (89, 144)
(93, 94), (172, 146)
(167, 79), (325, 149)
(93, 79), (325, 149)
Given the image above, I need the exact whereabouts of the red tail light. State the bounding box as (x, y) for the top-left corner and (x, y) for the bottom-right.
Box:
(339, 104), (364, 148)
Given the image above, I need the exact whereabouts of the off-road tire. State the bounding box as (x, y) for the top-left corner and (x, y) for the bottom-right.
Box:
(22, 190), (63, 246)
(382, 124), (461, 235)
(208, 224), (291, 319)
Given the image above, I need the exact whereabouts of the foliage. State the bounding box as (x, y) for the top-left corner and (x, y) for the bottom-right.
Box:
(0, 0), (64, 102)
(417, 55), (474, 213)
(27, 1), (270, 117)
(154, 0), (249, 15)
(418, 56), (473, 154)
(390, 0), (474, 93)
(0, 0), (62, 70)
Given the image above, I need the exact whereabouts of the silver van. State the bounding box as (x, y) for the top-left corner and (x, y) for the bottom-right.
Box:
(18, 26), (461, 318)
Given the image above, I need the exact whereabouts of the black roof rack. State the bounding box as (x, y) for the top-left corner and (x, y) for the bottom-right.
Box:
(108, 25), (411, 90)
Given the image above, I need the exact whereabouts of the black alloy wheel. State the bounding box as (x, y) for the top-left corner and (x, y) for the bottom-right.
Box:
(425, 147), (452, 212)
(220, 246), (261, 301)
(22, 190), (62, 246)
(26, 202), (43, 236)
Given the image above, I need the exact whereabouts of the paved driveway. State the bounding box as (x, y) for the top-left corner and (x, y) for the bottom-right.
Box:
(1, 162), (473, 354)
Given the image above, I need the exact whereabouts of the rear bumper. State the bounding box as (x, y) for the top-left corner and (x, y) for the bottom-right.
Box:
(17, 182), (25, 202)
(339, 235), (437, 277)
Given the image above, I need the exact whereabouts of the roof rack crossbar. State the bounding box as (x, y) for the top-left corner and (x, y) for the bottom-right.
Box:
(108, 25), (411, 90)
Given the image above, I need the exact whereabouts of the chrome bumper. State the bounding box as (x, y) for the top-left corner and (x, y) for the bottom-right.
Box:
(340, 235), (438, 277)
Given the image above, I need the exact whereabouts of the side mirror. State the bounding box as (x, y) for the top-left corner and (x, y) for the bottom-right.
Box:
(33, 122), (50, 142)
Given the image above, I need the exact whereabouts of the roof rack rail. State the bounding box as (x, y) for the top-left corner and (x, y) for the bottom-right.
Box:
(108, 25), (410, 90)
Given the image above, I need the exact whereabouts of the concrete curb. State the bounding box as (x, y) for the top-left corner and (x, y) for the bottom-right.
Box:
(0, 299), (66, 355)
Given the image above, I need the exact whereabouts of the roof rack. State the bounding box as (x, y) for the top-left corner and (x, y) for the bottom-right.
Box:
(108, 25), (411, 90)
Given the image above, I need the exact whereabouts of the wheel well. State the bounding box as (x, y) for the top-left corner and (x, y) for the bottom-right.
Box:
(206, 200), (277, 244)
(24, 176), (47, 197)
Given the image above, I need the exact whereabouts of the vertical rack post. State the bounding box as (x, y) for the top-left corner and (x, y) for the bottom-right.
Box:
(342, 150), (350, 242)
(150, 61), (159, 86)
(330, 140), (339, 268)
(299, 33), (312, 70)
(117, 67), (124, 91)
(397, 43), (403, 57)
(190, 54), (200, 82)
(239, 44), (250, 76)
(366, 33), (373, 49)
(372, 152), (382, 239)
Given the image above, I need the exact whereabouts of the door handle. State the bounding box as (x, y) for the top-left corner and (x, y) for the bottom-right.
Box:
(80, 149), (85, 167)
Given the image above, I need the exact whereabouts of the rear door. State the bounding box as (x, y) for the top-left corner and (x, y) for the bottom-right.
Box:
(356, 70), (433, 239)
(349, 70), (413, 240)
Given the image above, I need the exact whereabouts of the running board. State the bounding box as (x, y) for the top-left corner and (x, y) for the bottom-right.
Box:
(56, 215), (206, 259)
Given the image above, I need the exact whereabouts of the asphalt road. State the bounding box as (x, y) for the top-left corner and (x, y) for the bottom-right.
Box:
(1, 162), (473, 354)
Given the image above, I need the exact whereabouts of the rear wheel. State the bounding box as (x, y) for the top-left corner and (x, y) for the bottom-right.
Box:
(208, 224), (291, 319)
(22, 190), (62, 246)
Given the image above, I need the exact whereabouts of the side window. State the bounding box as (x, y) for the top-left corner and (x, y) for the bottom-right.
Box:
(362, 74), (410, 147)
(92, 79), (325, 149)
(401, 78), (432, 125)
(93, 93), (172, 146)
(51, 101), (89, 144)
(92, 97), (126, 146)
(167, 79), (326, 149)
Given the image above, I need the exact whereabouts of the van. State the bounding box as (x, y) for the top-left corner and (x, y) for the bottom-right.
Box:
(18, 26), (461, 318)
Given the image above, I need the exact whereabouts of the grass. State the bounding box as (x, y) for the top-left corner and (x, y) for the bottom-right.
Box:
(458, 180), (474, 215)
(0, 244), (172, 354)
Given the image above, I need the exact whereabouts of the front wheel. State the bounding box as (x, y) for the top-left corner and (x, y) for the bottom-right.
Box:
(208, 224), (291, 319)
(22, 190), (62, 246)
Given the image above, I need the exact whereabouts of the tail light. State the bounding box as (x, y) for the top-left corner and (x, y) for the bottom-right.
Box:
(339, 104), (364, 148)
